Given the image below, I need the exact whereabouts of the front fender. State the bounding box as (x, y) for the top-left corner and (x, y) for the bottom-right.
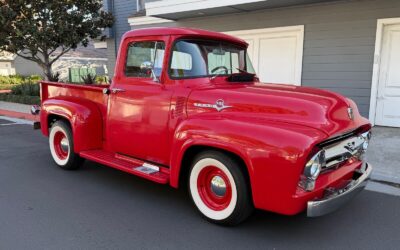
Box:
(41, 97), (103, 152)
(170, 115), (328, 213)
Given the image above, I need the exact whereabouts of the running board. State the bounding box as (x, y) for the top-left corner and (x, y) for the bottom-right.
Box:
(79, 150), (169, 184)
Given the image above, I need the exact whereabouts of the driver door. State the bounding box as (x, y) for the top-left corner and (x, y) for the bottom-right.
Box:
(107, 37), (173, 166)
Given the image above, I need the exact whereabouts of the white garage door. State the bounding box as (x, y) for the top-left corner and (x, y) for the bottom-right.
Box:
(226, 26), (304, 85)
(375, 23), (400, 127)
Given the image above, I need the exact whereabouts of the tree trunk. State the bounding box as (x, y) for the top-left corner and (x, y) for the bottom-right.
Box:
(43, 64), (53, 81)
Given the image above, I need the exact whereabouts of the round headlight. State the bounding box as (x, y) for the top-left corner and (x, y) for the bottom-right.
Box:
(361, 131), (371, 151)
(304, 150), (325, 179)
(309, 162), (321, 178)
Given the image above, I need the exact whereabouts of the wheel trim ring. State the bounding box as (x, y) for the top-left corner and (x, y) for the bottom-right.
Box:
(53, 131), (69, 160)
(197, 166), (232, 211)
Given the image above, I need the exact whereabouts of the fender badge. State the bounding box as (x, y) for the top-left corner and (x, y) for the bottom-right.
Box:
(194, 99), (232, 112)
(347, 107), (354, 120)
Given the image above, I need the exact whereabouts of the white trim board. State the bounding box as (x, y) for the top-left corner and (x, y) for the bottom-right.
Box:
(128, 16), (173, 26)
(369, 17), (400, 125)
(225, 25), (304, 86)
(145, 0), (265, 16)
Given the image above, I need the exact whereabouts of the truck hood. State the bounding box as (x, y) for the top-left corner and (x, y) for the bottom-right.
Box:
(186, 83), (369, 137)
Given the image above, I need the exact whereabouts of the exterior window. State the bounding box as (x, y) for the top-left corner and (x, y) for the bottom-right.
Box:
(169, 39), (255, 79)
(125, 41), (165, 78)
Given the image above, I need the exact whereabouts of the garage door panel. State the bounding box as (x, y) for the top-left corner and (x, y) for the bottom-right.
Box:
(258, 36), (297, 83)
(225, 26), (304, 85)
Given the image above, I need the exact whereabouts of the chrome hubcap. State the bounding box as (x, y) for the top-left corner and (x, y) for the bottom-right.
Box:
(210, 175), (227, 197)
(60, 138), (69, 152)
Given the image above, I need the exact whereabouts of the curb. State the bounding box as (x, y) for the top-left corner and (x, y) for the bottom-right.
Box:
(0, 109), (37, 121)
(371, 171), (400, 186)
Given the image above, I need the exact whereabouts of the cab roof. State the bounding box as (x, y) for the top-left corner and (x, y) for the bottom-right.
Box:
(122, 27), (248, 47)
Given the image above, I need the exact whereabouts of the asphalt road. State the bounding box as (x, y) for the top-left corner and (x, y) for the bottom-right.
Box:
(1, 119), (400, 250)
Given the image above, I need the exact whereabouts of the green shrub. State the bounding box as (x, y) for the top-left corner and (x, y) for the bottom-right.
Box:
(11, 82), (40, 96)
(0, 74), (24, 85)
(0, 94), (40, 105)
(26, 74), (43, 82)
(81, 73), (97, 85)
(0, 74), (43, 85)
(0, 84), (18, 90)
(95, 75), (109, 84)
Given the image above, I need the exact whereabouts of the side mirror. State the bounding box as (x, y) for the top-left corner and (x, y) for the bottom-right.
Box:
(140, 61), (159, 82)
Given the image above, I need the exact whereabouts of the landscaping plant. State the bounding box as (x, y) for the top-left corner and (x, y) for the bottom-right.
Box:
(0, 1), (113, 80)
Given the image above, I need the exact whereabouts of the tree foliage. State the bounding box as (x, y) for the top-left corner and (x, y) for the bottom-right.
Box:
(0, 0), (113, 80)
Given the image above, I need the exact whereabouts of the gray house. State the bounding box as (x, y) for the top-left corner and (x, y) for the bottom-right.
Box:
(0, 42), (108, 82)
(0, 51), (42, 76)
(105, 0), (400, 128)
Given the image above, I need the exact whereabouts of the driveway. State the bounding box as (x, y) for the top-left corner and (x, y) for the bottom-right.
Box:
(0, 118), (400, 249)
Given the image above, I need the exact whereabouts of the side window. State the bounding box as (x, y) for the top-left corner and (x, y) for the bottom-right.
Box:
(125, 41), (165, 78)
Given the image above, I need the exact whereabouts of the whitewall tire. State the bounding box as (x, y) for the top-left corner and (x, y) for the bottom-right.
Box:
(188, 151), (253, 225)
(49, 120), (83, 170)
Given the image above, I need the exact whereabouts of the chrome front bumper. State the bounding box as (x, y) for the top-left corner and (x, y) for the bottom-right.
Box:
(307, 163), (372, 217)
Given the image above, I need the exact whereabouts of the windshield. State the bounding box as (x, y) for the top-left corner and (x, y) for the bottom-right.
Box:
(169, 39), (255, 79)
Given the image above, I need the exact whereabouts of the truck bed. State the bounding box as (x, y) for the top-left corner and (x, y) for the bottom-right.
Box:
(40, 81), (109, 117)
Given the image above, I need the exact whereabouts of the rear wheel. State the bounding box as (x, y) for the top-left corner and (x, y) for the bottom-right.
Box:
(188, 151), (253, 226)
(49, 120), (83, 170)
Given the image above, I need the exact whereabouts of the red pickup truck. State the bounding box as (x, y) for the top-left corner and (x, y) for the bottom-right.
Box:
(32, 27), (372, 225)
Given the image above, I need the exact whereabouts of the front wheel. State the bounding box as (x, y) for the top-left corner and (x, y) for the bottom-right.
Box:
(188, 151), (253, 226)
(49, 120), (84, 170)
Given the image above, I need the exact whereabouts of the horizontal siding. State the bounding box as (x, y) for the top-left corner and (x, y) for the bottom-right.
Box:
(114, 0), (136, 47)
(134, 0), (400, 117)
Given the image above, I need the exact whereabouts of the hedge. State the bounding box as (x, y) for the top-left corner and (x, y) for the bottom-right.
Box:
(0, 94), (40, 105)
(0, 74), (42, 85)
(11, 82), (40, 96)
(0, 84), (17, 90)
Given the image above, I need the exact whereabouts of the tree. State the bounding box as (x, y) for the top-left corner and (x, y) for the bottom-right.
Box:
(0, 0), (113, 80)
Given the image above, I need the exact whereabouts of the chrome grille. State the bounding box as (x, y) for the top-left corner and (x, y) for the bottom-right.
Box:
(322, 131), (371, 171)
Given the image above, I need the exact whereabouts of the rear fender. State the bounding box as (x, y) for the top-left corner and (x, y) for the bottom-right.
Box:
(41, 97), (103, 152)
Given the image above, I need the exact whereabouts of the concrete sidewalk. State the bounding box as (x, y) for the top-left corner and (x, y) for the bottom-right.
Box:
(368, 126), (400, 184)
(0, 101), (36, 121)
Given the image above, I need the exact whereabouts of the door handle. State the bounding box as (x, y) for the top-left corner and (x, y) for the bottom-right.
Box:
(111, 88), (126, 94)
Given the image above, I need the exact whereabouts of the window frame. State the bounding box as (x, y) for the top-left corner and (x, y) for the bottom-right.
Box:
(123, 40), (166, 79)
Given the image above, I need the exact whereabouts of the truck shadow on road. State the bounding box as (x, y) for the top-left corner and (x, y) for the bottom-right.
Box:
(76, 159), (400, 248)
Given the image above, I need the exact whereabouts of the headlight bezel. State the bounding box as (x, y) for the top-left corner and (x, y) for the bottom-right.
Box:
(299, 149), (326, 191)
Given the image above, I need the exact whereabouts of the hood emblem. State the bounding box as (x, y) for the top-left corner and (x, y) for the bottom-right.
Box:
(347, 107), (354, 120)
(194, 99), (232, 112)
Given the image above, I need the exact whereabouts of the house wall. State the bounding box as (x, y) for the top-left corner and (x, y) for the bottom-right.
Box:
(132, 0), (400, 117)
(0, 61), (16, 75)
(106, 0), (137, 78)
(14, 56), (43, 76)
